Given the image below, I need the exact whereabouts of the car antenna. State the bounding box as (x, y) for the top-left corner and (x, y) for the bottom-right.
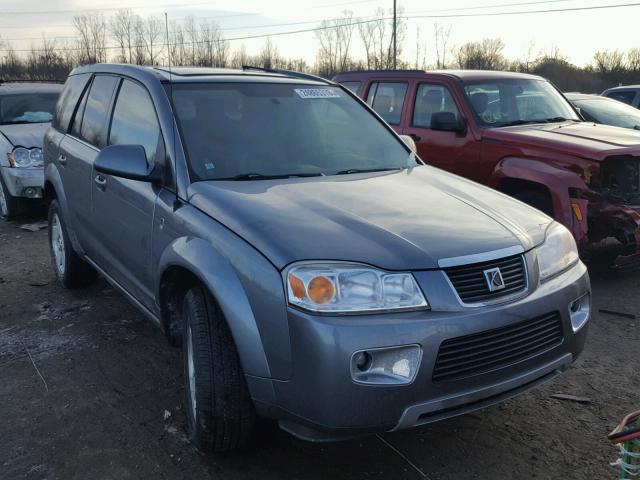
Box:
(165, 12), (179, 210)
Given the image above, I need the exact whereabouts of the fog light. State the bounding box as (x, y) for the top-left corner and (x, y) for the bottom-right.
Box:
(569, 293), (591, 332)
(350, 345), (422, 385)
(23, 187), (42, 198)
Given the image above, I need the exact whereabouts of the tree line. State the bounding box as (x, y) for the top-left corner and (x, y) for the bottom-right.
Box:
(0, 9), (639, 93)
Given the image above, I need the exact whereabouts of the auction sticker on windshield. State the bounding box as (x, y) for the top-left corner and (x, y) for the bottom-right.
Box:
(295, 88), (342, 99)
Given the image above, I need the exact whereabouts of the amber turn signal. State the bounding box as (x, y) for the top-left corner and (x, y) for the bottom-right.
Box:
(307, 276), (335, 304)
(288, 273), (306, 299)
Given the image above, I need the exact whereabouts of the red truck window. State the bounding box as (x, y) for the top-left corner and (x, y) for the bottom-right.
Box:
(340, 81), (361, 94)
(366, 82), (408, 125)
(413, 84), (461, 128)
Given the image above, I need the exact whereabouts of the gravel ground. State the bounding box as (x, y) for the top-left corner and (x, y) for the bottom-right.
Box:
(0, 215), (638, 480)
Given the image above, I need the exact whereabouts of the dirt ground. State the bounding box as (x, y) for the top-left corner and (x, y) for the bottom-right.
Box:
(0, 214), (638, 480)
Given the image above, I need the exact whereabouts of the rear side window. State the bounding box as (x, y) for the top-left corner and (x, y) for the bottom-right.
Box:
(604, 91), (636, 105)
(79, 75), (118, 148)
(109, 80), (161, 165)
(340, 81), (361, 94)
(413, 84), (460, 128)
(53, 73), (90, 132)
(366, 82), (407, 125)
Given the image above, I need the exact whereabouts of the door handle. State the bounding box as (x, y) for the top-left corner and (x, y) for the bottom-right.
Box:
(409, 133), (421, 142)
(94, 174), (107, 190)
(58, 154), (67, 165)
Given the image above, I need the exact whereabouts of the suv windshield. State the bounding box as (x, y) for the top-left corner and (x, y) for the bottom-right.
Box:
(0, 93), (58, 125)
(463, 79), (580, 128)
(172, 83), (417, 181)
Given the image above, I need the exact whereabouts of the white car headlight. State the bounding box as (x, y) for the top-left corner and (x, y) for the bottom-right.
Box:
(536, 222), (580, 281)
(7, 147), (43, 168)
(286, 263), (428, 313)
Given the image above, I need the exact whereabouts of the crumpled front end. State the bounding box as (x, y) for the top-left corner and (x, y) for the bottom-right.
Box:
(580, 155), (640, 269)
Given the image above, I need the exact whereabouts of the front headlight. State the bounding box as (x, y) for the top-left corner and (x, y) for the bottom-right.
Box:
(536, 222), (579, 281)
(286, 263), (429, 313)
(7, 147), (43, 168)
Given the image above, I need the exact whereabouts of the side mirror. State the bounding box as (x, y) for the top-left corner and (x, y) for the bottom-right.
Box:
(94, 144), (161, 182)
(431, 112), (466, 134)
(399, 134), (417, 153)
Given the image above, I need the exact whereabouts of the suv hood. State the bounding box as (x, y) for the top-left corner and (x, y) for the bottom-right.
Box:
(484, 122), (640, 160)
(0, 123), (49, 148)
(188, 166), (551, 271)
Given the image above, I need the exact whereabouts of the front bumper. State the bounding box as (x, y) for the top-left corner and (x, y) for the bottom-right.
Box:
(254, 258), (590, 441)
(0, 166), (44, 198)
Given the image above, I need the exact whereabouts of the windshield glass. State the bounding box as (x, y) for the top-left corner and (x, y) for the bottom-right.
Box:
(463, 79), (580, 128)
(574, 97), (640, 129)
(0, 93), (58, 125)
(172, 83), (417, 181)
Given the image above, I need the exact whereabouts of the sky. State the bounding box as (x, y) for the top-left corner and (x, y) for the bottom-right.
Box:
(0, 0), (638, 67)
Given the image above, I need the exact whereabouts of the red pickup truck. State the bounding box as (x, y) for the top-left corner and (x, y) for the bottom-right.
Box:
(334, 70), (640, 268)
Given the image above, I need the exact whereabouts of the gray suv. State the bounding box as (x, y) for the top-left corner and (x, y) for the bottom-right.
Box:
(44, 64), (591, 452)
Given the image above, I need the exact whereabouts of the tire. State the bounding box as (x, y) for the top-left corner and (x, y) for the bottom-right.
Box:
(512, 190), (554, 217)
(48, 199), (97, 288)
(182, 286), (255, 452)
(0, 173), (27, 221)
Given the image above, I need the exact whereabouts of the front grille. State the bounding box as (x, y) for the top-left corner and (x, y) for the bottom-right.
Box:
(600, 155), (640, 205)
(432, 312), (564, 382)
(444, 254), (527, 304)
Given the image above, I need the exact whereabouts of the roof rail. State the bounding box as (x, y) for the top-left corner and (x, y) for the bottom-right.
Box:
(241, 66), (334, 85)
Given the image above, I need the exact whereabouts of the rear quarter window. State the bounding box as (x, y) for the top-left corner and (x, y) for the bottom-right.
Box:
(340, 81), (361, 95)
(366, 82), (408, 125)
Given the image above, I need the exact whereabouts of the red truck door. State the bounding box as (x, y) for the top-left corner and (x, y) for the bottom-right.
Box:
(401, 81), (480, 179)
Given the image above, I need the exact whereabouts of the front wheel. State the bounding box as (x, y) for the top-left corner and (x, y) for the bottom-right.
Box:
(182, 286), (255, 452)
(48, 199), (97, 288)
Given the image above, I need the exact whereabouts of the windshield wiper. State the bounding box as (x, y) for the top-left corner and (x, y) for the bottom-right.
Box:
(335, 167), (403, 175)
(541, 116), (578, 123)
(496, 119), (539, 127)
(216, 172), (324, 181)
(497, 117), (578, 127)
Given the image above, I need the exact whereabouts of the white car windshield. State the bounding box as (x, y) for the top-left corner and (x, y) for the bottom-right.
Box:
(172, 83), (418, 181)
(0, 93), (58, 125)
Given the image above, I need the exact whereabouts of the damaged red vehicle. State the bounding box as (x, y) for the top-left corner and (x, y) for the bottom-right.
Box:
(334, 70), (640, 267)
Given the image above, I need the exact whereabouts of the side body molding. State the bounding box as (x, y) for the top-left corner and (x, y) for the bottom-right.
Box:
(157, 237), (272, 379)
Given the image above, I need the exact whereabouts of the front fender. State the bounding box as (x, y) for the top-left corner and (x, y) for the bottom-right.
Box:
(157, 237), (273, 380)
(490, 157), (588, 234)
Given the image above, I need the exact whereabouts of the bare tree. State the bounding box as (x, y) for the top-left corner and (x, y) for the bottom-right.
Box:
(315, 10), (356, 77)
(110, 9), (136, 63)
(358, 20), (376, 69)
(143, 15), (164, 65)
(258, 38), (283, 69)
(628, 48), (640, 72)
(594, 50), (626, 74)
(434, 23), (451, 69)
(453, 38), (506, 70)
(73, 13), (107, 64)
